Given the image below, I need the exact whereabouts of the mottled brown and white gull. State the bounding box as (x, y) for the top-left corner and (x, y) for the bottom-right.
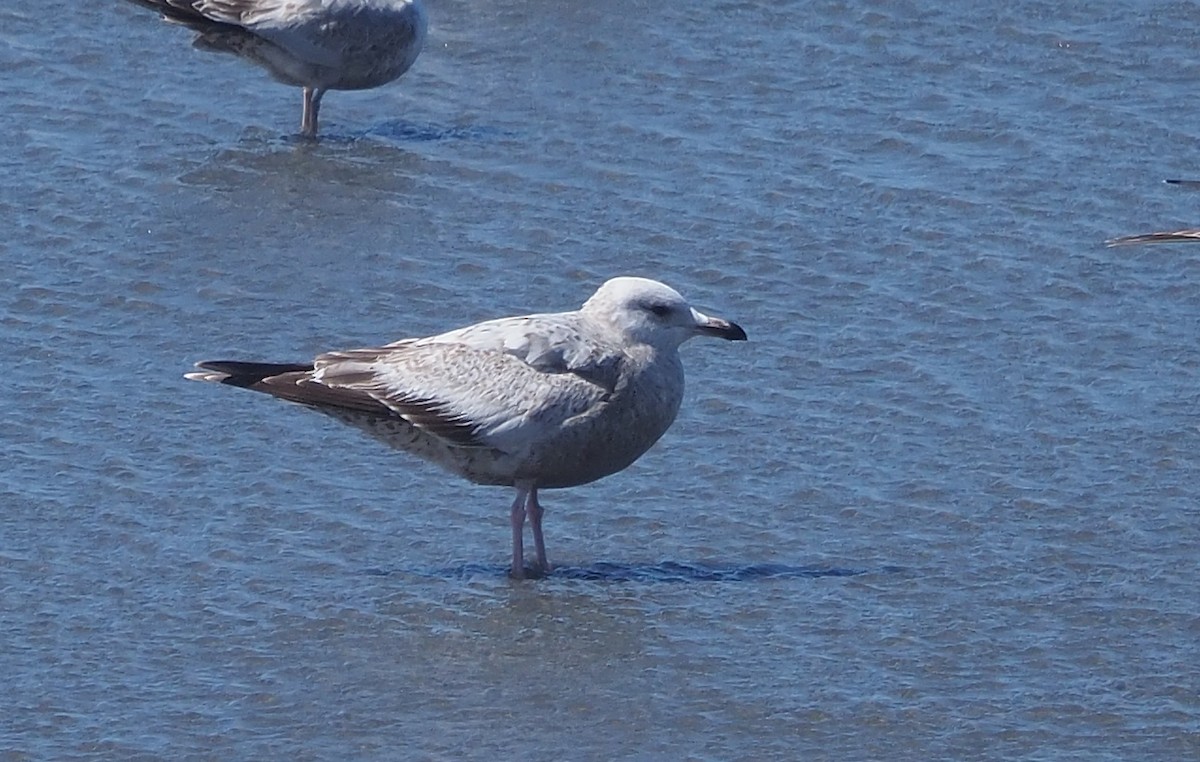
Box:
(127, 0), (427, 137)
(185, 277), (748, 579)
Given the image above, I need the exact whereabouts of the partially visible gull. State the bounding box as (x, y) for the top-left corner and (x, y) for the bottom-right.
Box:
(127, 0), (427, 137)
(186, 277), (748, 579)
(1106, 229), (1200, 247)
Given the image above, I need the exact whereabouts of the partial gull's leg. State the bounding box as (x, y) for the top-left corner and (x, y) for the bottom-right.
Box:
(301, 87), (315, 136)
(509, 485), (529, 579)
(300, 87), (325, 137)
(527, 487), (551, 574)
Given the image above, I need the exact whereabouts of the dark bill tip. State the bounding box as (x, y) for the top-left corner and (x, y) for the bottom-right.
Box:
(699, 318), (748, 341)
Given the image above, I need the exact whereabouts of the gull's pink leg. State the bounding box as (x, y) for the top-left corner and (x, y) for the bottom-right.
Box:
(509, 486), (529, 579)
(301, 87), (324, 138)
(527, 487), (551, 574)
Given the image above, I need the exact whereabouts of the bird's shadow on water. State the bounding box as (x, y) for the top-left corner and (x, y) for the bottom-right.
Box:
(367, 120), (515, 144)
(279, 120), (515, 147)
(365, 560), (901, 583)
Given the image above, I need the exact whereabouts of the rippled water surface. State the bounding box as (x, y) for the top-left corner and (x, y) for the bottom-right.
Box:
(3, 0), (1199, 758)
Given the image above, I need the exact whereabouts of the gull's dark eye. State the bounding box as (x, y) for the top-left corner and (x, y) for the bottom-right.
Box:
(647, 303), (672, 318)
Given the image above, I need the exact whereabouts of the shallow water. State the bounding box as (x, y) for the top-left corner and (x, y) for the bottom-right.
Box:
(2, 0), (1198, 758)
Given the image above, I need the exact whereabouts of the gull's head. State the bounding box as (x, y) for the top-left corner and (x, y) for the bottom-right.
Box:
(581, 276), (747, 349)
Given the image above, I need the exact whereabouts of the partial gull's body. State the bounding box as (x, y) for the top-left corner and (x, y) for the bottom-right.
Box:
(186, 277), (747, 579)
(1106, 229), (1200, 247)
(127, 0), (427, 136)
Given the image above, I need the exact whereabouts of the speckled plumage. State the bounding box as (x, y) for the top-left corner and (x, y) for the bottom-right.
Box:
(185, 277), (747, 578)
(128, 0), (427, 135)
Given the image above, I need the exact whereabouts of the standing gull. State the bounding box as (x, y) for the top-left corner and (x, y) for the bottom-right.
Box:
(127, 0), (428, 137)
(186, 277), (747, 579)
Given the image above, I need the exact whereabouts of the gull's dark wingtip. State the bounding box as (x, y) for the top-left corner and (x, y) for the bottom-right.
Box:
(1105, 229), (1200, 247)
(184, 360), (314, 387)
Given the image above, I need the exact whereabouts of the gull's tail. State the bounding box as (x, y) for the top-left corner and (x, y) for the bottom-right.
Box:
(185, 360), (313, 388)
(185, 360), (393, 417)
(126, 0), (212, 26)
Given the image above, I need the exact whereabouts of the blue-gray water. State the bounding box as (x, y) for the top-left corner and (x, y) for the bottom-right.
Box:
(2, 0), (1198, 758)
